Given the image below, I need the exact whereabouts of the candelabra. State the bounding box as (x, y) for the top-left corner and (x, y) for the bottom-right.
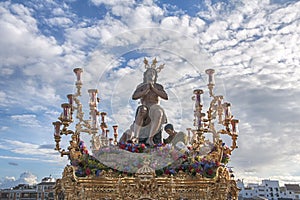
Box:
(52, 68), (115, 158)
(190, 69), (239, 155)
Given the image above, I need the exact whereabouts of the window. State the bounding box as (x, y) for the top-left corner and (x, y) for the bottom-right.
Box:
(1, 193), (9, 198)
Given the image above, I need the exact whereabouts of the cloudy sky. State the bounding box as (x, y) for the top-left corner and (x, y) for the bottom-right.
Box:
(0, 0), (300, 187)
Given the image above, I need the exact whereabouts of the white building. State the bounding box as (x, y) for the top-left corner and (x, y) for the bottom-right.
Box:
(36, 176), (56, 200)
(0, 184), (37, 200)
(237, 179), (300, 200)
(0, 176), (55, 200)
(261, 180), (280, 199)
(280, 184), (300, 200)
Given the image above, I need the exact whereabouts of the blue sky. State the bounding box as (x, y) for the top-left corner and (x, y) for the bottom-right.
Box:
(0, 0), (300, 187)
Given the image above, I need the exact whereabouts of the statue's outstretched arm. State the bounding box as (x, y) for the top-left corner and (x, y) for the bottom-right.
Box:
(150, 84), (168, 100)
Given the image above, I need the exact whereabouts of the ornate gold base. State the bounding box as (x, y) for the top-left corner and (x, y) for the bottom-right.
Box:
(54, 165), (239, 200)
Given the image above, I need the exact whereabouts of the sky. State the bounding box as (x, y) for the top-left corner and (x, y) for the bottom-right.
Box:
(0, 0), (300, 188)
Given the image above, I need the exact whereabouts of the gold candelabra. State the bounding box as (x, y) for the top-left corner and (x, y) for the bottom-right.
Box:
(52, 68), (116, 158)
(190, 69), (239, 155)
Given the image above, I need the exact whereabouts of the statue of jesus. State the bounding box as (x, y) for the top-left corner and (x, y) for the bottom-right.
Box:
(132, 58), (168, 146)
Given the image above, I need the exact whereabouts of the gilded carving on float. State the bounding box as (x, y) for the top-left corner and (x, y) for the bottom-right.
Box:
(53, 58), (240, 200)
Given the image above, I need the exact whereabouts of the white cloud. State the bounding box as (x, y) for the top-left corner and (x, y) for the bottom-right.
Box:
(0, 172), (37, 189)
(52, 7), (65, 16)
(90, 0), (135, 7)
(0, 139), (68, 164)
(0, 126), (9, 132)
(0, 3), (63, 67)
(11, 115), (41, 128)
(0, 155), (41, 161)
(28, 105), (49, 112)
(0, 67), (14, 76)
(47, 17), (73, 28)
(0, 91), (7, 105)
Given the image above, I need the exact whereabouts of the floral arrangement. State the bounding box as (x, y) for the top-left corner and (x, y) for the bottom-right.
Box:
(70, 140), (231, 178)
(118, 142), (147, 153)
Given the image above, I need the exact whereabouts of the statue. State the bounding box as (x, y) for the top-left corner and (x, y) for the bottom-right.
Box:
(163, 124), (188, 146)
(131, 58), (168, 146)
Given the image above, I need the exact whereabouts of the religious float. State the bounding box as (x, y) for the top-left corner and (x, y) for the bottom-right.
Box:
(52, 58), (240, 199)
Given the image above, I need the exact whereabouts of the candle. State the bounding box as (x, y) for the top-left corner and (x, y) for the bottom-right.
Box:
(198, 114), (202, 129)
(100, 112), (107, 123)
(223, 102), (232, 120)
(231, 119), (239, 134)
(52, 121), (62, 136)
(61, 103), (72, 121)
(67, 94), (74, 112)
(73, 68), (83, 82)
(67, 94), (73, 106)
(205, 69), (215, 85)
(88, 89), (98, 107)
(91, 109), (99, 129)
(217, 96), (223, 107)
(112, 125), (118, 145)
(112, 125), (118, 134)
(109, 138), (114, 146)
(193, 89), (203, 108)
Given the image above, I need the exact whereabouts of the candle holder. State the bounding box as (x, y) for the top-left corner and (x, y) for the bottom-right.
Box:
(100, 112), (108, 136)
(192, 89), (205, 131)
(109, 138), (114, 146)
(52, 121), (62, 151)
(112, 125), (118, 145)
(231, 119), (239, 135)
(53, 68), (114, 158)
(54, 135), (61, 151)
(73, 68), (83, 95)
(190, 69), (239, 155)
(59, 103), (72, 123)
(88, 89), (98, 108)
(205, 68), (215, 96)
(67, 94), (74, 113)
